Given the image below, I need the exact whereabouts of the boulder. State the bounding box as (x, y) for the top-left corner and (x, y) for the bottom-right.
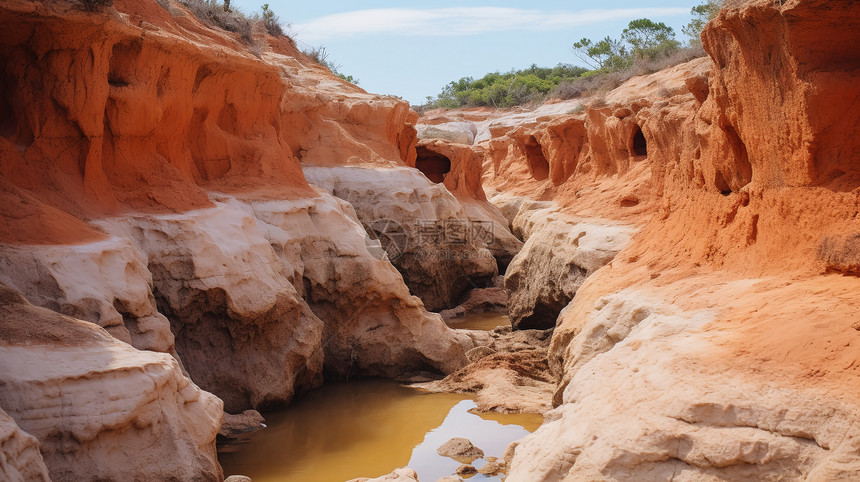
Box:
(437, 437), (485, 463)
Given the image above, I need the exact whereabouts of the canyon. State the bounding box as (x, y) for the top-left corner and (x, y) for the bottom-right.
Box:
(0, 0), (858, 481)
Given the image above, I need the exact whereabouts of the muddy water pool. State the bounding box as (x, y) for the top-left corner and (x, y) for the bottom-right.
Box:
(220, 312), (537, 481)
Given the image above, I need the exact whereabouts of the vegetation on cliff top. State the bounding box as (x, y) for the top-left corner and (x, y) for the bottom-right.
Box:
(419, 0), (723, 111)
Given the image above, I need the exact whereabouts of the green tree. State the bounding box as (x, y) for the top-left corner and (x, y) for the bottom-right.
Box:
(261, 3), (284, 36)
(572, 36), (630, 71)
(682, 0), (723, 44)
(621, 18), (680, 60)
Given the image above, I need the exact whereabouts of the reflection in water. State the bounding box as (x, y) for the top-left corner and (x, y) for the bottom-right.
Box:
(219, 379), (541, 482)
(407, 399), (540, 481)
(445, 312), (511, 331)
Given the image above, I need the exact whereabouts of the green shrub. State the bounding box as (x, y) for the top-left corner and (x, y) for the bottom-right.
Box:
(551, 44), (705, 101)
(425, 63), (588, 109)
(260, 3), (284, 37)
(683, 0), (724, 45)
(179, 0), (254, 44)
(303, 46), (359, 85)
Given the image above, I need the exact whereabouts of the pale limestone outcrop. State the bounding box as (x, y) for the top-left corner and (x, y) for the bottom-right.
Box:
(507, 286), (860, 480)
(0, 406), (49, 482)
(417, 122), (477, 145)
(412, 140), (523, 271)
(0, 284), (222, 481)
(503, 199), (634, 330)
(237, 191), (470, 377)
(0, 238), (176, 355)
(304, 165), (498, 311)
(98, 202), (324, 413)
(92, 192), (469, 412)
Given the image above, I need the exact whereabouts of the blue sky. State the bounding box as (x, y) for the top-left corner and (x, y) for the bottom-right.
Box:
(230, 1), (701, 105)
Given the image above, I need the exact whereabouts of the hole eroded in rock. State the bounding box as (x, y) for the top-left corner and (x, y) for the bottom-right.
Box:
(714, 170), (732, 196)
(108, 40), (142, 89)
(415, 146), (451, 184)
(722, 123), (752, 191)
(632, 126), (647, 157)
(524, 135), (549, 181)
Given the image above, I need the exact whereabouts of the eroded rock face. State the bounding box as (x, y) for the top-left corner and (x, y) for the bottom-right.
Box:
(242, 192), (470, 378)
(99, 203), (323, 412)
(700, 0), (860, 191)
(0, 0), (482, 479)
(509, 278), (860, 480)
(437, 437), (484, 463)
(0, 406), (49, 482)
(304, 165), (498, 311)
(416, 326), (554, 414)
(0, 238), (176, 355)
(88, 192), (469, 412)
(413, 140), (523, 271)
(0, 284), (222, 481)
(504, 200), (633, 330)
(470, 0), (860, 479)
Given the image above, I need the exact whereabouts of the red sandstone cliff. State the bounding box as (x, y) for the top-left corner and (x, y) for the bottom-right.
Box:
(415, 0), (860, 478)
(0, 0), (501, 479)
(1, 0), (858, 479)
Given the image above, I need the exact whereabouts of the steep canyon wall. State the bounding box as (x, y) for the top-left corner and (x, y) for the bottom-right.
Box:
(417, 0), (860, 479)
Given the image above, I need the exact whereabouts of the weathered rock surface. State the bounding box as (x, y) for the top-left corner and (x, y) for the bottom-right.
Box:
(478, 458), (505, 476)
(504, 200), (634, 330)
(439, 287), (507, 319)
(437, 437), (485, 463)
(304, 165), (498, 311)
(455, 464), (477, 476)
(91, 192), (469, 412)
(510, 277), (860, 480)
(451, 0), (860, 480)
(417, 122), (477, 145)
(0, 0), (478, 476)
(219, 410), (265, 439)
(0, 284), (223, 481)
(0, 237), (177, 356)
(413, 139), (523, 271)
(417, 327), (554, 414)
(241, 191), (470, 379)
(224, 476), (253, 482)
(0, 406), (49, 482)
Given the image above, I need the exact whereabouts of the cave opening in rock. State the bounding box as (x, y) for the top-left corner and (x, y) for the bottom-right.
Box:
(632, 126), (647, 157)
(108, 40), (141, 89)
(524, 136), (549, 181)
(415, 146), (451, 183)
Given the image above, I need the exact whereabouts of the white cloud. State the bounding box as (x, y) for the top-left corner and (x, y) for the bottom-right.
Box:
(292, 7), (690, 42)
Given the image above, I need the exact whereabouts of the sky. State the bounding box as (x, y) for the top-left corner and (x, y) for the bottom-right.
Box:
(229, 1), (701, 105)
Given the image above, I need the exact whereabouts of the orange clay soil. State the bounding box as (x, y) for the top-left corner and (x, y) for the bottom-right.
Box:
(0, 0), (419, 245)
(443, 0), (860, 395)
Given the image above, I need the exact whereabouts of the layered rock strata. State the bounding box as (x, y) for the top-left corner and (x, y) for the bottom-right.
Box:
(0, 284), (223, 481)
